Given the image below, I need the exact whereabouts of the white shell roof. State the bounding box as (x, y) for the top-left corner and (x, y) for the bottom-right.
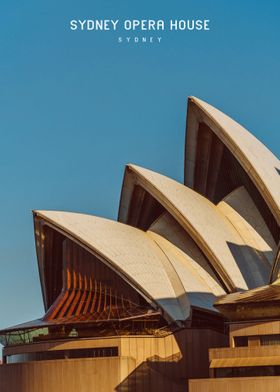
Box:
(185, 97), (280, 225)
(34, 210), (189, 322)
(122, 165), (247, 289)
(120, 164), (272, 291)
(148, 213), (225, 312)
(32, 97), (279, 324)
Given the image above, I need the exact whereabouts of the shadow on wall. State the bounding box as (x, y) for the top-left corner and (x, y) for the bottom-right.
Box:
(227, 242), (273, 289)
(116, 297), (228, 392)
(0, 292), (228, 392)
(115, 360), (186, 392)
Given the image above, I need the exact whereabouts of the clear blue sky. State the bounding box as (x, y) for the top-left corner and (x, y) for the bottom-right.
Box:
(0, 0), (279, 329)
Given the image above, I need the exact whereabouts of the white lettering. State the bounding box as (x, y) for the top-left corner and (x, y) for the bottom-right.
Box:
(187, 20), (194, 30)
(111, 20), (119, 30)
(78, 20), (87, 30)
(170, 19), (211, 31)
(195, 20), (203, 30)
(170, 20), (178, 30)
(70, 20), (77, 30)
(87, 20), (94, 30)
(70, 19), (120, 31)
(124, 19), (165, 31)
(95, 20), (103, 30)
(204, 20), (210, 30)
(124, 20), (132, 30)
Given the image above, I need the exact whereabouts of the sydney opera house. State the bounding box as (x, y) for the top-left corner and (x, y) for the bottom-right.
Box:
(0, 97), (279, 391)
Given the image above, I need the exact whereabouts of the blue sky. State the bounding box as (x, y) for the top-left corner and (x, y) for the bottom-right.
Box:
(0, 0), (279, 329)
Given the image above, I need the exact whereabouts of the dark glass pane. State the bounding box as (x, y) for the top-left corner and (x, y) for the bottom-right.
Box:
(215, 366), (280, 378)
(260, 334), (280, 346)
(7, 346), (119, 363)
(234, 336), (248, 347)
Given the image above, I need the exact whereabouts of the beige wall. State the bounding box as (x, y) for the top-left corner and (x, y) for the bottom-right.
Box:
(209, 345), (280, 361)
(0, 357), (134, 392)
(0, 328), (227, 392)
(229, 320), (280, 347)
(189, 376), (280, 392)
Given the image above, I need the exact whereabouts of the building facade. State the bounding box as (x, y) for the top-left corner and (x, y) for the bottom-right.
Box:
(0, 97), (279, 391)
(189, 251), (280, 391)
